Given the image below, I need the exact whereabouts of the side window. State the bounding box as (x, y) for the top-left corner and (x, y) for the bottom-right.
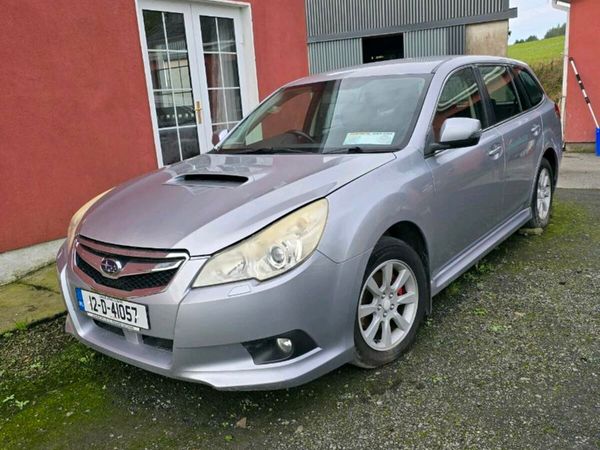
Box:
(433, 68), (485, 141)
(479, 65), (522, 124)
(514, 67), (545, 107)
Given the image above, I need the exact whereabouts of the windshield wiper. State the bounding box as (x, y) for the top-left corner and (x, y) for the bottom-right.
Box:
(215, 147), (315, 155)
(323, 146), (398, 154)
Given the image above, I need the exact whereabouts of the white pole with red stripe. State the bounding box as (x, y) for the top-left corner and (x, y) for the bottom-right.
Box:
(569, 57), (599, 128)
(569, 57), (600, 156)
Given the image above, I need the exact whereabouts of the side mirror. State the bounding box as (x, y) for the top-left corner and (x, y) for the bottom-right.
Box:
(428, 118), (482, 155)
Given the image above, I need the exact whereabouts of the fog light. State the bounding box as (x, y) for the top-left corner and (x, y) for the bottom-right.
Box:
(242, 330), (317, 365)
(276, 337), (293, 354)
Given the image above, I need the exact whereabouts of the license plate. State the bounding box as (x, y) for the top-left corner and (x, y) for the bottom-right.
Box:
(75, 288), (149, 331)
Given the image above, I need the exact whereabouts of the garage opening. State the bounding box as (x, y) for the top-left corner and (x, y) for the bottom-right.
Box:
(362, 34), (404, 64)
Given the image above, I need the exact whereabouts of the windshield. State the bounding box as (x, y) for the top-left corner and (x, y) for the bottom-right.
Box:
(216, 74), (431, 154)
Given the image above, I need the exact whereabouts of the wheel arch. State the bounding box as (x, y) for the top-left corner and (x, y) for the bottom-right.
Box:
(542, 147), (559, 187)
(382, 221), (432, 314)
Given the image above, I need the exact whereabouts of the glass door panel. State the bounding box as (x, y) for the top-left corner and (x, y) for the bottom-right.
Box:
(199, 15), (244, 145)
(142, 10), (200, 164)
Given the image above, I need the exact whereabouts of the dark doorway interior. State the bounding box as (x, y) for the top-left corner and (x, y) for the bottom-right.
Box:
(362, 34), (404, 64)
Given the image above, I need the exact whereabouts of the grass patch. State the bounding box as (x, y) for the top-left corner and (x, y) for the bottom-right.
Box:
(508, 36), (565, 65)
(14, 321), (28, 331)
(508, 36), (564, 103)
(530, 59), (563, 103)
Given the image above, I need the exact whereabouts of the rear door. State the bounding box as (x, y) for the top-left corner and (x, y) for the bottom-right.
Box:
(477, 65), (543, 218)
(426, 67), (505, 267)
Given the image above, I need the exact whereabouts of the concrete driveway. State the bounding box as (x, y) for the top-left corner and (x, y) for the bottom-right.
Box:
(1, 188), (598, 449)
(558, 152), (600, 189)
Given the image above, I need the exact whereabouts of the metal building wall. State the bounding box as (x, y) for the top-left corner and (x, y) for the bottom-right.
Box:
(308, 25), (466, 74)
(306, 0), (512, 73)
(404, 25), (465, 57)
(306, 0), (506, 37)
(308, 39), (362, 73)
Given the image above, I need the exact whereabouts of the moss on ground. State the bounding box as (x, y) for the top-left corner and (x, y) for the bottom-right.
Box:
(18, 265), (61, 294)
(0, 284), (64, 335)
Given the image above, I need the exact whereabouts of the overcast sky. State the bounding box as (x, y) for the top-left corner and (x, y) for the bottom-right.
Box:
(509, 0), (567, 43)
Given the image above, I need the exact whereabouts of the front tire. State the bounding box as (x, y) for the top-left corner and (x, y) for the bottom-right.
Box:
(527, 159), (554, 229)
(353, 237), (428, 368)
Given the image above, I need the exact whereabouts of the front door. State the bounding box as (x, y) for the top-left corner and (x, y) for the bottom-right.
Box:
(426, 66), (505, 270)
(139, 1), (254, 166)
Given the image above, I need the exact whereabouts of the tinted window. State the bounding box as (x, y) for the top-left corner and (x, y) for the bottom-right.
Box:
(514, 67), (544, 107)
(433, 68), (485, 141)
(479, 65), (522, 124)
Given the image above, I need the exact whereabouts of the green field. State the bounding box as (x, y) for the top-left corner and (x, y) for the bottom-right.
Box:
(508, 35), (565, 65)
(508, 36), (565, 102)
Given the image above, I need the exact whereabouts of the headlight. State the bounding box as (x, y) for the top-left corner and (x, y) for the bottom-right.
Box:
(66, 189), (113, 250)
(193, 199), (328, 287)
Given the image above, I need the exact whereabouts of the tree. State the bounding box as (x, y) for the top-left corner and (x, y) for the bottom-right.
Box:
(525, 35), (539, 42)
(544, 23), (567, 39)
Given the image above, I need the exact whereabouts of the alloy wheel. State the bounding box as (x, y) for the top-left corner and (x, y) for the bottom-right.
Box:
(536, 167), (552, 221)
(358, 260), (418, 351)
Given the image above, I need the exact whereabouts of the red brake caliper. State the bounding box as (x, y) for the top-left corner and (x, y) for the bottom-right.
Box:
(397, 285), (406, 296)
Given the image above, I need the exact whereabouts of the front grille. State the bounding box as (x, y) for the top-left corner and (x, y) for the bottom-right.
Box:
(73, 236), (187, 296)
(76, 254), (178, 292)
(93, 319), (173, 352)
(142, 335), (173, 352)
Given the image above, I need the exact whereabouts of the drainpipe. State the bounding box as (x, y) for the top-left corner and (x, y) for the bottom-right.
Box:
(552, 0), (571, 132)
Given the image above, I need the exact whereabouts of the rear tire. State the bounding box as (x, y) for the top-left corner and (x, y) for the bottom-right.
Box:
(353, 237), (428, 369)
(526, 159), (554, 229)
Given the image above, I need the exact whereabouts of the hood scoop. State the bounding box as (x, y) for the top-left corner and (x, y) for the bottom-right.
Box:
(167, 173), (249, 189)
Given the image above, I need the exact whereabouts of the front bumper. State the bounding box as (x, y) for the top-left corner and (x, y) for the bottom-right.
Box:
(57, 243), (368, 390)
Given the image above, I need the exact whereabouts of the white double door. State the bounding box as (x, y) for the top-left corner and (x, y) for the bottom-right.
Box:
(139, 0), (253, 165)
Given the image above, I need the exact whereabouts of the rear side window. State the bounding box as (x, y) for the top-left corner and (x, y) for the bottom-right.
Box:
(479, 65), (522, 124)
(433, 67), (485, 141)
(514, 67), (545, 107)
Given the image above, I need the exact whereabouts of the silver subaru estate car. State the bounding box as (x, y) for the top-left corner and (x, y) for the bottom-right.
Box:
(57, 56), (562, 390)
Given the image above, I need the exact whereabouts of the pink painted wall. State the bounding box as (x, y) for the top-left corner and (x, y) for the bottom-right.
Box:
(0, 0), (308, 252)
(564, 0), (600, 143)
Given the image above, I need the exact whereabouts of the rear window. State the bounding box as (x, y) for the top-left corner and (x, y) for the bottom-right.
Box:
(479, 65), (522, 124)
(514, 67), (545, 107)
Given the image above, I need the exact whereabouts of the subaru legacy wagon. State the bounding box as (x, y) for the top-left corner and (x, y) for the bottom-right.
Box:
(57, 56), (562, 390)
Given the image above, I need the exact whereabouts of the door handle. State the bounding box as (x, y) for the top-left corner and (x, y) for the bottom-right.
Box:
(531, 124), (541, 136)
(488, 144), (503, 158)
(194, 100), (203, 124)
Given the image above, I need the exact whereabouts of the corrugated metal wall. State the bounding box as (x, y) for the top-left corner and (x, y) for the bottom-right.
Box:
(308, 25), (466, 74)
(308, 39), (362, 73)
(306, 0), (505, 38)
(404, 25), (465, 57)
(306, 0), (509, 73)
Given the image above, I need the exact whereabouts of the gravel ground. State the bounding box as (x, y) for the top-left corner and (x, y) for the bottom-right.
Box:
(1, 189), (599, 450)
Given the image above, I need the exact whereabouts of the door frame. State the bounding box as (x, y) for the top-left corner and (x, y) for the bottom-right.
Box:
(134, 0), (259, 166)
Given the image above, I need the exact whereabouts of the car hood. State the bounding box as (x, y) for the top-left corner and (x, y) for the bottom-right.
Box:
(78, 152), (394, 256)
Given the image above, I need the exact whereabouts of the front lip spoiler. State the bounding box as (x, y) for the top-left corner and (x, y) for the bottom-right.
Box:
(64, 313), (354, 391)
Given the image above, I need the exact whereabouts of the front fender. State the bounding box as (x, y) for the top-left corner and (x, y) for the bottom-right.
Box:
(318, 148), (435, 265)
